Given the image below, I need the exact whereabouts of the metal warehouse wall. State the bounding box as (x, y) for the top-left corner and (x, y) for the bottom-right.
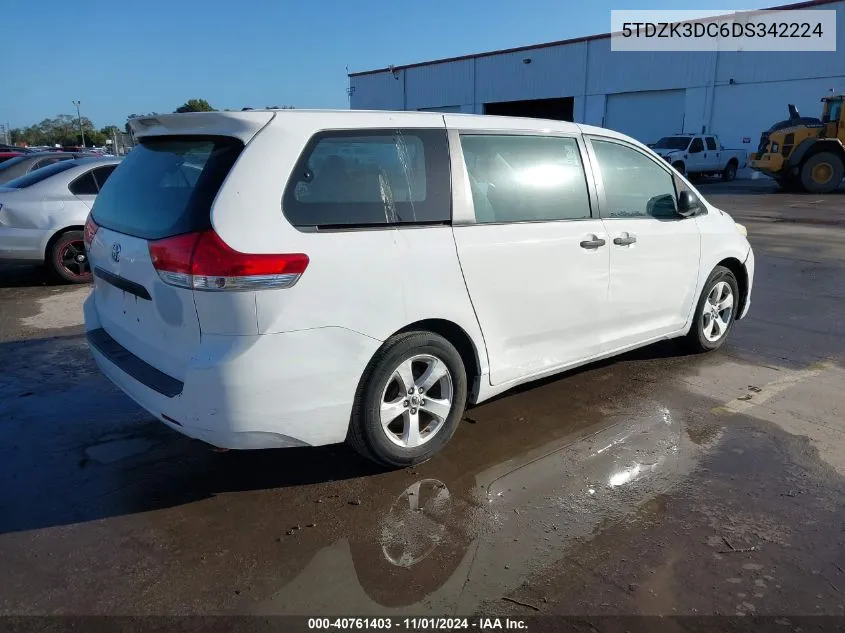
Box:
(349, 1), (845, 145)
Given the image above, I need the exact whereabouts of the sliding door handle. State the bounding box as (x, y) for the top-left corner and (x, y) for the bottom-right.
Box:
(613, 233), (637, 246)
(580, 237), (607, 250)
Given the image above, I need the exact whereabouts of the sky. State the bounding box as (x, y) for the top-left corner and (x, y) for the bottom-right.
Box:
(7, 0), (776, 130)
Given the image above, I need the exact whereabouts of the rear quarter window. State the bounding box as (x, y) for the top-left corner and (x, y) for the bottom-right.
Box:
(69, 171), (99, 195)
(282, 128), (451, 229)
(91, 136), (243, 240)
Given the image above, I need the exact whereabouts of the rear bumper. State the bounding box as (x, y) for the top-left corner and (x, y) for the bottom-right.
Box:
(84, 294), (381, 449)
(0, 226), (51, 261)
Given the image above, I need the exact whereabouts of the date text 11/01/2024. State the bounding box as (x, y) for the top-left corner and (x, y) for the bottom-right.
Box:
(307, 618), (528, 630)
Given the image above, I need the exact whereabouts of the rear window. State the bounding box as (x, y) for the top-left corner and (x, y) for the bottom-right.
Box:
(282, 128), (451, 229)
(33, 155), (72, 170)
(3, 160), (78, 188)
(91, 136), (243, 240)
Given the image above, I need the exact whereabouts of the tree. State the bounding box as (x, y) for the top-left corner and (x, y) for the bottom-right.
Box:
(174, 99), (215, 113)
(10, 114), (124, 147)
(101, 125), (120, 138)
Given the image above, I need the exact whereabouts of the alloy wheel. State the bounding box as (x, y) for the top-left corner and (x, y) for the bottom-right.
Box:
(701, 281), (734, 342)
(380, 354), (454, 448)
(60, 240), (90, 279)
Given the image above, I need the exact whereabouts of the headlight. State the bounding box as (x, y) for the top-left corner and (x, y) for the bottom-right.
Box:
(735, 223), (747, 236)
(770, 143), (779, 153)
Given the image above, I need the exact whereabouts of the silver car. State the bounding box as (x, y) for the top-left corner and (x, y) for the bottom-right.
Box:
(0, 157), (121, 283)
(0, 152), (88, 185)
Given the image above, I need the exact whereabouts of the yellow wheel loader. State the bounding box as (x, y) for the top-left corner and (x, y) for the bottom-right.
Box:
(750, 96), (845, 193)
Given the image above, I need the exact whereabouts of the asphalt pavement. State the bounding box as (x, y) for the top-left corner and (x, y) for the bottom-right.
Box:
(1, 178), (844, 621)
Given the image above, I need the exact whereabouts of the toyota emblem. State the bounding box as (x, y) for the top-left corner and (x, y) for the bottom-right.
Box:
(111, 243), (121, 263)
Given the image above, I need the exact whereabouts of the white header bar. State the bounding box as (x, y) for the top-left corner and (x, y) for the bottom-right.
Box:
(610, 9), (836, 51)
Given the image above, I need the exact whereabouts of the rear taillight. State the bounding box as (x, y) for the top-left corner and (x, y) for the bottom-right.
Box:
(83, 215), (99, 250)
(148, 229), (308, 291)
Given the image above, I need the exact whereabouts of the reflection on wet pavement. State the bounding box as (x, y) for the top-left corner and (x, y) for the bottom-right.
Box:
(380, 479), (452, 568)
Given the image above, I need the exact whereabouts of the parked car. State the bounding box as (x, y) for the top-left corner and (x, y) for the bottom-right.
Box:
(0, 152), (84, 185)
(84, 110), (754, 467)
(651, 134), (747, 181)
(0, 157), (120, 282)
(0, 144), (33, 153)
(0, 151), (24, 164)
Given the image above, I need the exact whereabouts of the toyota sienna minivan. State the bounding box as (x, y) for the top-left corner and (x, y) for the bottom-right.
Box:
(84, 110), (754, 467)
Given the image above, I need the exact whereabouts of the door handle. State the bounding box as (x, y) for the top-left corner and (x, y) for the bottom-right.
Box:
(580, 236), (606, 250)
(613, 233), (637, 246)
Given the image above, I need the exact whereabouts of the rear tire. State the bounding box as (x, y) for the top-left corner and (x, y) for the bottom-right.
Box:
(722, 161), (738, 182)
(47, 230), (92, 284)
(348, 331), (468, 468)
(684, 266), (739, 353)
(800, 152), (844, 194)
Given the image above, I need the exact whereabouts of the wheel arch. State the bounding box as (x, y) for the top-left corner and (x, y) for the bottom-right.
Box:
(716, 256), (748, 318)
(789, 138), (845, 168)
(43, 225), (85, 260)
(394, 318), (484, 403)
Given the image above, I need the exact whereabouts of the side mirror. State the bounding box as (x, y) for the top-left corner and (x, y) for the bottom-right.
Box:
(677, 190), (703, 217)
(647, 193), (679, 219)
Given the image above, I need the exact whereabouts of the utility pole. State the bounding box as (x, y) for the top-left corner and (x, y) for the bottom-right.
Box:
(72, 100), (86, 148)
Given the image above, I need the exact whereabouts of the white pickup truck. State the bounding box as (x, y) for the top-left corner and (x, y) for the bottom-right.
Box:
(649, 134), (747, 181)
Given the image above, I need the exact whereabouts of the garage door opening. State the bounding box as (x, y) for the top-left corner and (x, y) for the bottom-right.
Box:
(484, 97), (574, 121)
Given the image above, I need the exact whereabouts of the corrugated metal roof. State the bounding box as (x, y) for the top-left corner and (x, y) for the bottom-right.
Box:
(349, 0), (840, 77)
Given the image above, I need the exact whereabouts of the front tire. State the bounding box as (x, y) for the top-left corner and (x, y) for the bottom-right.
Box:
(47, 230), (92, 284)
(800, 152), (844, 194)
(684, 266), (739, 353)
(348, 331), (468, 468)
(672, 161), (686, 176)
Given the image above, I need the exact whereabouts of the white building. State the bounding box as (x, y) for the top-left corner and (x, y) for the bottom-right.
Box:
(348, 0), (844, 151)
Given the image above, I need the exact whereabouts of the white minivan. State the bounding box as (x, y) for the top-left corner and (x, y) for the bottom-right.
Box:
(84, 110), (754, 467)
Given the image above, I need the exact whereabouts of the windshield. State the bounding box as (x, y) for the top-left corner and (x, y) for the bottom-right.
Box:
(2, 160), (78, 189)
(823, 100), (843, 123)
(652, 137), (691, 150)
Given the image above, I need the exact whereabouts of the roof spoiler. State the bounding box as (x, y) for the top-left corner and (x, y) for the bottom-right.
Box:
(128, 111), (276, 144)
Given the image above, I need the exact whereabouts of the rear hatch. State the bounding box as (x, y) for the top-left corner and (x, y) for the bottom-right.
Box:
(86, 115), (270, 380)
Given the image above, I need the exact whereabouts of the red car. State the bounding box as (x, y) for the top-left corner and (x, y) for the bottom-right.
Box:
(0, 152), (24, 164)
